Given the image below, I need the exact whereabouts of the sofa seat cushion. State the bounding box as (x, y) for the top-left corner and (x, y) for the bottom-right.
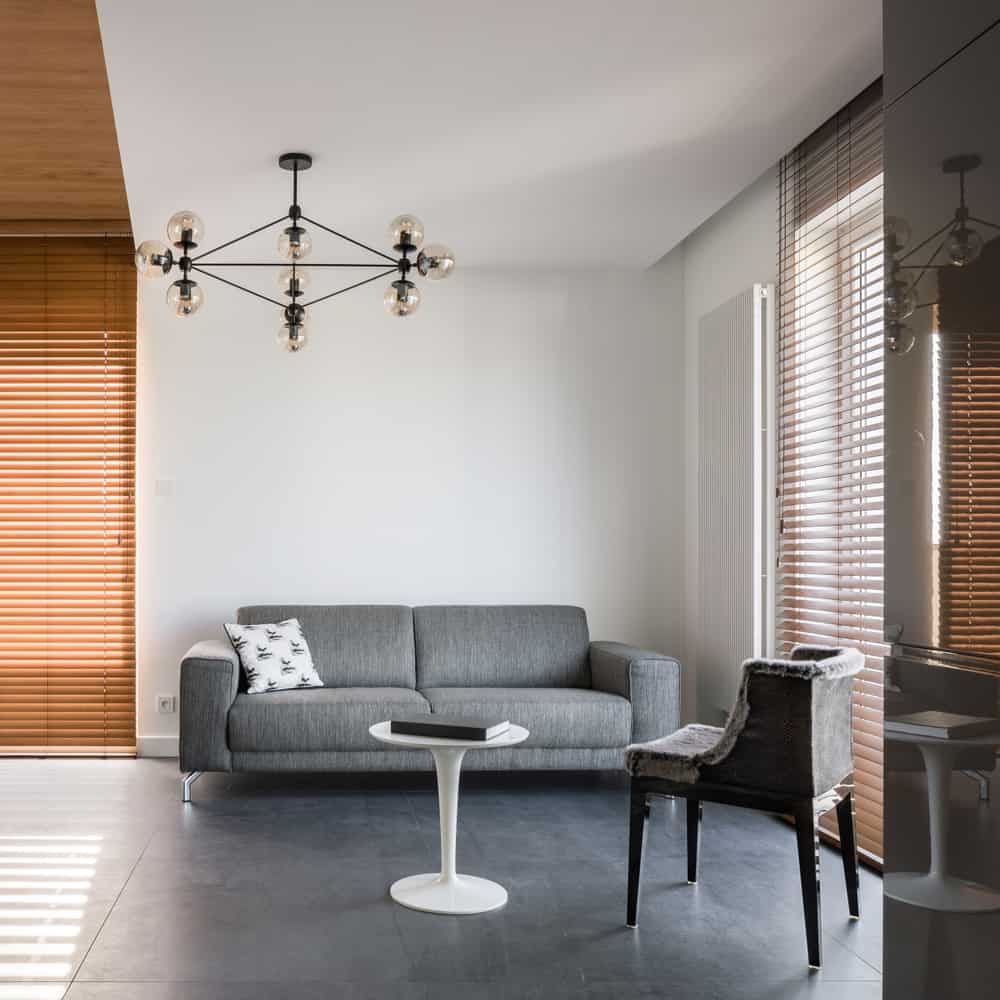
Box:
(420, 687), (631, 749)
(228, 687), (430, 752)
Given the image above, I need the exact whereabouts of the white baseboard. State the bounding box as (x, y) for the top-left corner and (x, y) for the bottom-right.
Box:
(137, 735), (179, 758)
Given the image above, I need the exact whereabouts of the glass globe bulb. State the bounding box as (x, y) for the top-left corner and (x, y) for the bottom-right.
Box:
(947, 225), (983, 266)
(277, 321), (309, 352)
(134, 240), (172, 277)
(277, 226), (312, 261)
(277, 266), (311, 295)
(885, 277), (916, 322)
(887, 322), (916, 356)
(384, 281), (421, 317)
(884, 215), (911, 254)
(166, 211), (204, 248)
(388, 214), (424, 251)
(166, 280), (204, 317)
(416, 244), (455, 281)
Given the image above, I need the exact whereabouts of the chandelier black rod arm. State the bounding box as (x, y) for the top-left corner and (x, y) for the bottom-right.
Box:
(905, 231), (953, 295)
(300, 268), (398, 308)
(968, 215), (1000, 233)
(190, 265), (286, 307)
(191, 217), (289, 262)
(897, 219), (954, 264)
(300, 215), (398, 264)
(192, 262), (393, 268)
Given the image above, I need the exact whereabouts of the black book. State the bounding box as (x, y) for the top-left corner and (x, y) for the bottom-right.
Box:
(390, 714), (511, 741)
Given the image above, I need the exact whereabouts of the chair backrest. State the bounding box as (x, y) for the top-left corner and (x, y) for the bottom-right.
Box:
(701, 644), (863, 797)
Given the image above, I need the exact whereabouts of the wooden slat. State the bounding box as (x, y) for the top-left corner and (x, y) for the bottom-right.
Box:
(0, 0), (128, 220)
(0, 236), (136, 750)
(777, 83), (885, 861)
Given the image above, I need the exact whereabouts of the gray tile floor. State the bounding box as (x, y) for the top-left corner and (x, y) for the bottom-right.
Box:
(0, 759), (881, 999)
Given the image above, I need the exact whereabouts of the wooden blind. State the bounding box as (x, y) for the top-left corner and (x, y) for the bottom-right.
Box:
(0, 236), (136, 753)
(937, 242), (1000, 659)
(777, 81), (885, 861)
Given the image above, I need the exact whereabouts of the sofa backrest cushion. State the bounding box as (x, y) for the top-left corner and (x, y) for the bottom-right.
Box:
(413, 605), (590, 688)
(237, 605), (416, 688)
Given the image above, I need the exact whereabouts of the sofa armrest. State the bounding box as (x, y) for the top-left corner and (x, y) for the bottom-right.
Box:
(590, 641), (681, 744)
(179, 640), (240, 773)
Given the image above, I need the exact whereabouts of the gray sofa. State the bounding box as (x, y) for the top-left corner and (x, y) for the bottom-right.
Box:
(179, 604), (681, 798)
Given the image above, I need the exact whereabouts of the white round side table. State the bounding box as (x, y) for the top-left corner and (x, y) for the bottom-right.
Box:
(369, 720), (529, 915)
(884, 728), (1000, 913)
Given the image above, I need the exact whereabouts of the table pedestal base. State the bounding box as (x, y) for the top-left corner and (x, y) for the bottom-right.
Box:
(390, 872), (508, 915)
(885, 872), (1000, 913)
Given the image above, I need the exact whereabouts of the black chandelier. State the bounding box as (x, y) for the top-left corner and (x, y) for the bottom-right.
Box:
(885, 153), (999, 355)
(133, 152), (455, 352)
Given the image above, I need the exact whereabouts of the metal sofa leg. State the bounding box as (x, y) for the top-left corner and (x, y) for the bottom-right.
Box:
(181, 771), (203, 803)
(626, 782), (650, 928)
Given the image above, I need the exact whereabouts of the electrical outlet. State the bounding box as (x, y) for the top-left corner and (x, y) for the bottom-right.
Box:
(156, 694), (177, 714)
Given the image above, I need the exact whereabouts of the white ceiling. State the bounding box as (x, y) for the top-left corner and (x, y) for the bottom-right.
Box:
(97, 1), (881, 269)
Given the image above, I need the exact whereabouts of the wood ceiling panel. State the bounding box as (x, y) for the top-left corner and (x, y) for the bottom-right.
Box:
(0, 0), (129, 223)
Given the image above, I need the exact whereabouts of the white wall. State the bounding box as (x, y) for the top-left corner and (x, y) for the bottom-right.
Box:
(679, 167), (778, 722)
(135, 173), (777, 749)
(135, 267), (687, 748)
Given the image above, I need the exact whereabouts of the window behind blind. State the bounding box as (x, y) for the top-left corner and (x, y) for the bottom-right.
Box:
(777, 81), (885, 861)
(0, 236), (136, 753)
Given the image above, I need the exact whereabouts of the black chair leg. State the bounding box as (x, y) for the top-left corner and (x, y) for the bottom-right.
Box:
(836, 792), (860, 919)
(686, 799), (702, 884)
(626, 782), (650, 927)
(794, 800), (823, 969)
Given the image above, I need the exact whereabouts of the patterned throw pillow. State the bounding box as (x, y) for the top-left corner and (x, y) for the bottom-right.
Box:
(223, 618), (323, 694)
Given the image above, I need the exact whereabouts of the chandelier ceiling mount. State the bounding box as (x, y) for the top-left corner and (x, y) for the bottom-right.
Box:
(886, 152), (999, 355)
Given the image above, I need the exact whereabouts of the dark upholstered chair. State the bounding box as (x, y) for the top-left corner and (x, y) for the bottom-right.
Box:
(624, 644), (864, 968)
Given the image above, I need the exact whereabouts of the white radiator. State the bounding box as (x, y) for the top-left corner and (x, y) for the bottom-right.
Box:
(697, 284), (774, 722)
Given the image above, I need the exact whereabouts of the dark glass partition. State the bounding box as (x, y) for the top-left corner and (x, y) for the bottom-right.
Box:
(883, 4), (1000, 995)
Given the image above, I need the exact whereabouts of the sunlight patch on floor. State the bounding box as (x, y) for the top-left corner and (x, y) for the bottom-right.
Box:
(0, 835), (102, 991)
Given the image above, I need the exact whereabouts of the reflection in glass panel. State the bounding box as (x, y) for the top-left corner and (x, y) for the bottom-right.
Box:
(935, 238), (1000, 660)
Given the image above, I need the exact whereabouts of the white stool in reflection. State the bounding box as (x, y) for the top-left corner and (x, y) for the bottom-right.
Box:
(885, 728), (1000, 913)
